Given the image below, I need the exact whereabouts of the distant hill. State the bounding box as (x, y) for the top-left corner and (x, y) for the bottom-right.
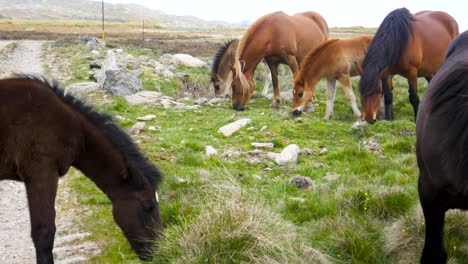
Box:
(0, 0), (242, 29)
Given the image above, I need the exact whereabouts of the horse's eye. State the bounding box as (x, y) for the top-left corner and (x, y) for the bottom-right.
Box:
(298, 92), (304, 98)
(214, 85), (220, 91)
(142, 201), (155, 212)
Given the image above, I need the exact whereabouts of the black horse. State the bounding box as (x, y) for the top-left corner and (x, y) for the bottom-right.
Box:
(416, 30), (468, 263)
(0, 75), (163, 264)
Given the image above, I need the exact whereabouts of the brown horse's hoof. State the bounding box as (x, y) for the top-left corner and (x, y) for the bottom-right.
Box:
(270, 102), (280, 109)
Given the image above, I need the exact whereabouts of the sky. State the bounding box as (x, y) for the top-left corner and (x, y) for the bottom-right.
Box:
(102, 0), (468, 31)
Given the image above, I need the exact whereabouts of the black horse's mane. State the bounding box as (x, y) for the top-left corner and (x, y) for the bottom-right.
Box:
(426, 31), (468, 174)
(211, 39), (237, 76)
(359, 8), (414, 96)
(15, 75), (162, 188)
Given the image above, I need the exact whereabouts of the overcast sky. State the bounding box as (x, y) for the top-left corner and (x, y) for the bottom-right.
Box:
(101, 0), (467, 31)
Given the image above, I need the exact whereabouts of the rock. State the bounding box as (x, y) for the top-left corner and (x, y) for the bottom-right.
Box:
(114, 115), (126, 121)
(218, 118), (251, 137)
(352, 121), (367, 130)
(114, 48), (123, 53)
(172, 54), (206, 67)
(90, 50), (100, 56)
(363, 139), (383, 154)
(295, 118), (304, 124)
(314, 162), (326, 168)
(220, 148), (242, 161)
(251, 142), (274, 150)
(148, 126), (160, 131)
(80, 36), (103, 51)
(288, 175), (313, 190)
(267, 152), (279, 160)
(260, 125), (268, 131)
(324, 173), (341, 181)
(64, 82), (99, 95)
(207, 98), (228, 105)
(289, 197), (307, 203)
(320, 148), (328, 155)
(205, 146), (218, 157)
(300, 148), (314, 155)
(246, 149), (267, 164)
(128, 122), (146, 135)
(137, 55), (150, 63)
(275, 144), (300, 165)
(97, 50), (119, 88)
(160, 54), (173, 63)
(102, 70), (142, 95)
(136, 114), (156, 121)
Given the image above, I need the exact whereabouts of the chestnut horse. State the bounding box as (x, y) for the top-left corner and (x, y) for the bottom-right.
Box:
(292, 35), (373, 119)
(211, 39), (271, 98)
(417, 31), (468, 264)
(0, 76), (163, 263)
(231, 11), (328, 111)
(357, 8), (458, 124)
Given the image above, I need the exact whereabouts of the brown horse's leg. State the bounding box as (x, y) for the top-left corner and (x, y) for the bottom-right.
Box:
(266, 60), (280, 109)
(419, 180), (447, 263)
(407, 70), (420, 119)
(24, 164), (59, 264)
(324, 78), (337, 119)
(338, 74), (361, 119)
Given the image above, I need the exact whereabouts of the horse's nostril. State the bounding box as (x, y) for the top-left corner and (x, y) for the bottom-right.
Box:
(214, 86), (220, 91)
(292, 109), (302, 116)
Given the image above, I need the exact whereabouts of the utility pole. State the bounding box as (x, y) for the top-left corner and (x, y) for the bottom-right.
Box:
(141, 6), (145, 47)
(102, 0), (105, 40)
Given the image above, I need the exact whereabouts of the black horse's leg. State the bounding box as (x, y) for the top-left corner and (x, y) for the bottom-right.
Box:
(419, 179), (447, 264)
(24, 164), (59, 264)
(382, 75), (393, 120)
(407, 70), (420, 120)
(266, 59), (280, 109)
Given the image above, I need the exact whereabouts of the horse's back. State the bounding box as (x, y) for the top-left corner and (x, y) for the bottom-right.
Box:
(294, 11), (329, 39)
(407, 11), (459, 76)
(0, 78), (80, 179)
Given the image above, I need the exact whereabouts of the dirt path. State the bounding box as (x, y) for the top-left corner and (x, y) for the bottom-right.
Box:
(0, 40), (99, 264)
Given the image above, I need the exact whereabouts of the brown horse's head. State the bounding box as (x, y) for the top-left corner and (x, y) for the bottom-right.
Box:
(231, 61), (255, 111)
(292, 76), (314, 115)
(357, 64), (387, 124)
(112, 163), (163, 261)
(211, 72), (232, 97)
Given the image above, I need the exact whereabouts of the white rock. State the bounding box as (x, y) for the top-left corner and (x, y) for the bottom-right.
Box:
(97, 50), (119, 88)
(218, 118), (251, 137)
(148, 126), (160, 131)
(352, 121), (367, 130)
(324, 173), (341, 181)
(136, 114), (156, 121)
(172, 54), (206, 67)
(90, 50), (99, 56)
(64, 82), (99, 95)
(275, 144), (300, 165)
(260, 125), (268, 131)
(205, 146), (218, 157)
(320, 148), (328, 155)
(251, 142), (274, 150)
(128, 122), (146, 135)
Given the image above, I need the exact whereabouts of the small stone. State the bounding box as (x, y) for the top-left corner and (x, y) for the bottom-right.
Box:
(289, 197), (306, 203)
(352, 121), (367, 130)
(295, 118), (304, 123)
(136, 114), (156, 121)
(218, 118), (251, 137)
(275, 144), (300, 165)
(324, 173), (341, 181)
(300, 148), (314, 155)
(262, 167), (272, 171)
(205, 146), (218, 157)
(114, 115), (126, 121)
(314, 162), (326, 168)
(251, 142), (274, 150)
(128, 122), (146, 135)
(148, 126), (160, 131)
(320, 148), (328, 155)
(288, 175), (313, 190)
(260, 125), (268, 131)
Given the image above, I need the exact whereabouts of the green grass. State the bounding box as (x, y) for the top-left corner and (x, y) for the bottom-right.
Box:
(51, 39), (468, 263)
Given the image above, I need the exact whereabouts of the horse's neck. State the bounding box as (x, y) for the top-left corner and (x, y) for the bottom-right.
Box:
(74, 120), (125, 200)
(239, 42), (265, 74)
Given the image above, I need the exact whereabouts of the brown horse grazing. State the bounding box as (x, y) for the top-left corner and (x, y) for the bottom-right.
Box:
(0, 76), (163, 263)
(292, 35), (373, 119)
(416, 31), (468, 264)
(356, 8), (458, 124)
(211, 39), (239, 97)
(231, 11), (328, 111)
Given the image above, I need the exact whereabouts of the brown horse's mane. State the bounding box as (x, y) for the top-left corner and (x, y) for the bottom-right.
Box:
(296, 39), (340, 81)
(212, 39), (237, 77)
(15, 75), (162, 188)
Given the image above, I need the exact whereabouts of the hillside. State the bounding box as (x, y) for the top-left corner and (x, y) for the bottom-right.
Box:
(0, 0), (240, 29)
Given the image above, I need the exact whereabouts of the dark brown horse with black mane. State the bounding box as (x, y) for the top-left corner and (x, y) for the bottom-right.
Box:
(417, 31), (468, 264)
(0, 76), (163, 263)
(356, 8), (458, 124)
(231, 11), (328, 111)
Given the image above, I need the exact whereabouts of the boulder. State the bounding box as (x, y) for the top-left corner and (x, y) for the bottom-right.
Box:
(64, 82), (99, 95)
(102, 70), (142, 95)
(218, 118), (251, 137)
(288, 175), (313, 190)
(172, 54), (206, 67)
(275, 144), (300, 165)
(97, 50), (119, 88)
